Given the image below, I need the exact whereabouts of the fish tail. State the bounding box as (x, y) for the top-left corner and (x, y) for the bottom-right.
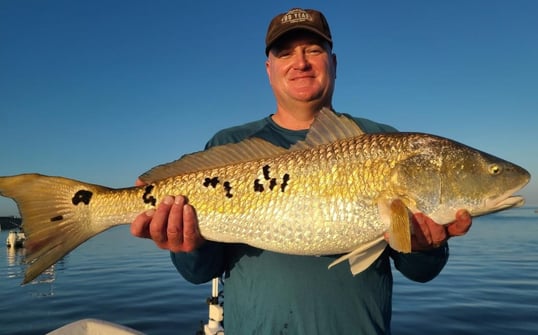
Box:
(0, 173), (112, 285)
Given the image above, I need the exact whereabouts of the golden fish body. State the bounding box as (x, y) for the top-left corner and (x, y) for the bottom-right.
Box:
(0, 109), (530, 284)
(143, 135), (394, 255)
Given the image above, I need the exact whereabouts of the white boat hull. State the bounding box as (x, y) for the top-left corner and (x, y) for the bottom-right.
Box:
(46, 319), (145, 335)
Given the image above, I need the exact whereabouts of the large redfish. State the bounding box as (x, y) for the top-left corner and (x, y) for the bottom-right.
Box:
(0, 109), (530, 284)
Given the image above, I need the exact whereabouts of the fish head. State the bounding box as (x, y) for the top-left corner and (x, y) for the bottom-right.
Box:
(390, 134), (531, 224)
(438, 140), (530, 219)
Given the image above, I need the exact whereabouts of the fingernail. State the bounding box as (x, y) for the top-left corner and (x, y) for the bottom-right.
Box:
(145, 209), (155, 217)
(163, 196), (173, 205)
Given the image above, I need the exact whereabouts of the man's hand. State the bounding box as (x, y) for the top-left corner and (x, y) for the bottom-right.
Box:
(410, 210), (472, 251)
(383, 209), (472, 251)
(130, 179), (206, 253)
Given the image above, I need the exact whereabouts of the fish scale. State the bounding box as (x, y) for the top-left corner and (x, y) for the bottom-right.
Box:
(0, 108), (530, 284)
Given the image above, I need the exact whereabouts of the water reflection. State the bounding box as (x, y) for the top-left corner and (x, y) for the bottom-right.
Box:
(29, 265), (57, 297)
(4, 245), (67, 296)
(5, 245), (25, 278)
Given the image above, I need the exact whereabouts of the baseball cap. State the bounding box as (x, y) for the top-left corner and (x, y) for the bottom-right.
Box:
(265, 8), (332, 56)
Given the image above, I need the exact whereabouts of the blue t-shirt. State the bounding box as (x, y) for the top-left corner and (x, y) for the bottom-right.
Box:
(172, 111), (449, 334)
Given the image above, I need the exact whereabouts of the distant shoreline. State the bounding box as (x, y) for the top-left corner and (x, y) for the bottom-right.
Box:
(0, 216), (22, 230)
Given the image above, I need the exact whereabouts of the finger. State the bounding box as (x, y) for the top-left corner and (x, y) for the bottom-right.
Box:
(167, 196), (185, 248)
(427, 219), (448, 245)
(447, 209), (472, 237)
(182, 203), (200, 252)
(149, 195), (174, 244)
(130, 210), (154, 238)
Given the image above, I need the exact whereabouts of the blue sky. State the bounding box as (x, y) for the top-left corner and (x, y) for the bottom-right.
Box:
(1, 0), (536, 216)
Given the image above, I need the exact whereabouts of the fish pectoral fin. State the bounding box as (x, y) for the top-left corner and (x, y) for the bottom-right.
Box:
(385, 198), (412, 253)
(328, 236), (387, 275)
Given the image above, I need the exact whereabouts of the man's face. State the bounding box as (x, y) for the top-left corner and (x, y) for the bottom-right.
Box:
(266, 31), (336, 108)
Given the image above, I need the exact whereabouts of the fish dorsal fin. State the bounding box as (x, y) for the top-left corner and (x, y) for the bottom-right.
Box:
(289, 108), (365, 151)
(140, 108), (362, 183)
(140, 137), (287, 183)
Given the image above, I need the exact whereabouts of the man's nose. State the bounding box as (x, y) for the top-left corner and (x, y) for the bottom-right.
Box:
(292, 51), (310, 69)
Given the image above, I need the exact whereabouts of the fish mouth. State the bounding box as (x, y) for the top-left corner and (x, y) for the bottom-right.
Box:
(472, 195), (526, 217)
(471, 173), (530, 217)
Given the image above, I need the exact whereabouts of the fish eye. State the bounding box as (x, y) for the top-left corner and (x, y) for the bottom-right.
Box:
(488, 164), (502, 175)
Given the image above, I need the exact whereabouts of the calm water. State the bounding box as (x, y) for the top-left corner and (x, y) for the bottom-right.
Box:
(1, 207), (537, 335)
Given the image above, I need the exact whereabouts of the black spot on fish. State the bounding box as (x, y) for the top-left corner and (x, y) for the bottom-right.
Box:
(143, 185), (157, 206)
(203, 177), (220, 188)
(262, 165), (271, 180)
(269, 178), (277, 191)
(223, 181), (233, 198)
(281, 174), (290, 192)
(72, 190), (93, 205)
(50, 215), (63, 222)
(254, 179), (264, 192)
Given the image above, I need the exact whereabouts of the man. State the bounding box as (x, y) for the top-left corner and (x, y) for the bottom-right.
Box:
(131, 8), (472, 334)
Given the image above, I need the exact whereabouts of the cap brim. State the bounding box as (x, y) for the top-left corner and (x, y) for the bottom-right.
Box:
(265, 26), (332, 55)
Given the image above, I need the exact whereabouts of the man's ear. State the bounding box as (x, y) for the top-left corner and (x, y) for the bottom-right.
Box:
(332, 53), (337, 79)
(265, 58), (272, 84)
